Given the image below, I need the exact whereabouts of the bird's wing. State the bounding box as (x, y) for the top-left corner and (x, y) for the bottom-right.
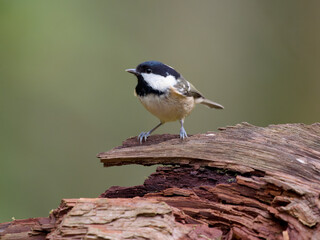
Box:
(173, 76), (224, 109)
(173, 76), (203, 99)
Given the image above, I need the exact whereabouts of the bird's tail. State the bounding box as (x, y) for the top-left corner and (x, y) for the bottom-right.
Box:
(199, 98), (224, 109)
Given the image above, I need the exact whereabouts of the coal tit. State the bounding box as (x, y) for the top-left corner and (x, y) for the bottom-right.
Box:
(126, 61), (223, 143)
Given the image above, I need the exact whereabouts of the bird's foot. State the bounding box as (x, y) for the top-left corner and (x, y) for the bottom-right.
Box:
(179, 127), (188, 139)
(138, 131), (150, 143)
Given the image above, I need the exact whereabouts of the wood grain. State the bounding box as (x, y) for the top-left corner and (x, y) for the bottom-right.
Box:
(1, 123), (319, 239)
(98, 122), (320, 239)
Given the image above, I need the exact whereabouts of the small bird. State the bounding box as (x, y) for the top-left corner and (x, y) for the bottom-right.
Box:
(126, 61), (223, 143)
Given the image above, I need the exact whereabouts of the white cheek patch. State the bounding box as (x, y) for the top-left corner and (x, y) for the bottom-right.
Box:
(141, 73), (176, 92)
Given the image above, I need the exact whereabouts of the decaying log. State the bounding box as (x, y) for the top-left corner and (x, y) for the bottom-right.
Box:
(47, 198), (207, 240)
(0, 218), (54, 240)
(99, 122), (320, 239)
(0, 123), (319, 240)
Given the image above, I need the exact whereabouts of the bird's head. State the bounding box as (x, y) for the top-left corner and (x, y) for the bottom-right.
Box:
(126, 61), (181, 92)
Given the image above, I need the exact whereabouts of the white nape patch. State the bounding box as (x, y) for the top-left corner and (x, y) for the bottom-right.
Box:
(141, 73), (177, 92)
(296, 157), (307, 164)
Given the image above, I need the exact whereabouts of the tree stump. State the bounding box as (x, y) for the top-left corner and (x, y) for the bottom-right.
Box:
(1, 123), (320, 240)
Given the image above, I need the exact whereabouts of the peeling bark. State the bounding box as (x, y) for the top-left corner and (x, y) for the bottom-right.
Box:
(1, 123), (319, 240)
(98, 122), (320, 239)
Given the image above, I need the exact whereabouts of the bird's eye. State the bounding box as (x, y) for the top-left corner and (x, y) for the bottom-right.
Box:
(146, 68), (152, 74)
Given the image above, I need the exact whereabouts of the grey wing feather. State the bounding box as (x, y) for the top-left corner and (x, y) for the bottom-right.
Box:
(174, 76), (224, 109)
(200, 98), (224, 109)
(174, 76), (203, 98)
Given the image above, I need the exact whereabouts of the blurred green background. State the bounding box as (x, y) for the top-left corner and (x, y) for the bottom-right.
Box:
(0, 0), (319, 223)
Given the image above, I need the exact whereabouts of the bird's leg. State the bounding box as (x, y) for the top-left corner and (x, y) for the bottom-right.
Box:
(179, 119), (188, 139)
(138, 122), (163, 143)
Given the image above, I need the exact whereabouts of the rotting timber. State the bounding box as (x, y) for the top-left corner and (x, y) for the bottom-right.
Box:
(1, 123), (320, 240)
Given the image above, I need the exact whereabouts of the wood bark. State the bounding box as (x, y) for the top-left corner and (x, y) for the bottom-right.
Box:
(1, 123), (320, 240)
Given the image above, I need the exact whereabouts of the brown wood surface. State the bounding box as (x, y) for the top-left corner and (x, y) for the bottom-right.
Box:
(99, 123), (320, 189)
(99, 122), (320, 239)
(1, 123), (319, 240)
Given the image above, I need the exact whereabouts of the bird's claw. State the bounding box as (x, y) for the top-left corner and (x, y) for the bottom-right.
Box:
(138, 132), (150, 143)
(180, 127), (188, 139)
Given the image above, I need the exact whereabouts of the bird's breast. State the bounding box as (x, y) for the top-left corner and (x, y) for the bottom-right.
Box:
(138, 90), (195, 123)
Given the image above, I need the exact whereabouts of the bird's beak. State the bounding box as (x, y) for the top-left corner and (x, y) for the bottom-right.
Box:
(126, 68), (140, 76)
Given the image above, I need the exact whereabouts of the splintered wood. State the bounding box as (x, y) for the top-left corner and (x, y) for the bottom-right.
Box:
(48, 198), (195, 240)
(0, 123), (319, 240)
(98, 123), (320, 239)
